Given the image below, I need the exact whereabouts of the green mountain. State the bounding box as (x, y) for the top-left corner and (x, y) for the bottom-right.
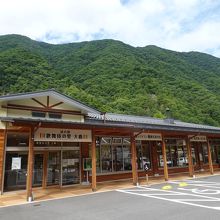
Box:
(1, 34), (220, 126)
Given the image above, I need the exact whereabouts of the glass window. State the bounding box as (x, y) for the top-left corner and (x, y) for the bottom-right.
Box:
(101, 144), (112, 173)
(191, 145), (197, 165)
(32, 111), (46, 118)
(142, 143), (151, 169)
(218, 147), (220, 163)
(201, 144), (208, 164)
(136, 144), (143, 169)
(177, 146), (188, 167)
(112, 145), (123, 172)
(123, 145), (132, 171)
(48, 112), (62, 119)
(209, 140), (220, 164)
(136, 141), (152, 170)
(157, 144), (163, 168)
(211, 146), (218, 164)
(157, 139), (188, 168)
(7, 132), (29, 147)
(96, 144), (101, 173)
(92, 137), (132, 174)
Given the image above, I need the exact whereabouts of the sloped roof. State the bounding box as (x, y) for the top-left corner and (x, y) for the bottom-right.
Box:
(0, 89), (100, 114)
(87, 112), (220, 133)
(1, 90), (220, 134)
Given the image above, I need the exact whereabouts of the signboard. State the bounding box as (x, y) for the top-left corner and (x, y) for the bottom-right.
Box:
(135, 133), (162, 141)
(34, 128), (92, 142)
(11, 157), (21, 170)
(83, 158), (92, 171)
(188, 135), (207, 142)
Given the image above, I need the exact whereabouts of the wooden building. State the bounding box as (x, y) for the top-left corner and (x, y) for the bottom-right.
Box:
(0, 89), (220, 201)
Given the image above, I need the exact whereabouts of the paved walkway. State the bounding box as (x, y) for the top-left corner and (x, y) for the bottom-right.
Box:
(0, 171), (219, 207)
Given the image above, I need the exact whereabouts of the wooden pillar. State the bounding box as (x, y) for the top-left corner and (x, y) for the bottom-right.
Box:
(207, 139), (214, 175)
(162, 137), (168, 181)
(0, 128), (7, 195)
(42, 151), (48, 189)
(26, 127), (34, 202)
(186, 137), (194, 177)
(91, 131), (97, 191)
(131, 135), (138, 185)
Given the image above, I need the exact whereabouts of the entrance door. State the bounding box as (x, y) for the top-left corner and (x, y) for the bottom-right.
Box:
(33, 153), (43, 186)
(4, 152), (28, 191)
(47, 152), (61, 186)
(62, 150), (80, 185)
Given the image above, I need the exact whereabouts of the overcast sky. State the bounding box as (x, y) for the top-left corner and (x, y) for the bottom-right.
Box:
(1, 0), (220, 57)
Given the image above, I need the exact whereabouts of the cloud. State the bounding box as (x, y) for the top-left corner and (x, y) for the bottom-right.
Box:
(1, 0), (220, 57)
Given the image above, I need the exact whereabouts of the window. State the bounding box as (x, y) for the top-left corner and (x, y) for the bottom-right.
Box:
(157, 139), (188, 168)
(209, 139), (220, 164)
(136, 142), (152, 170)
(91, 137), (132, 174)
(101, 144), (112, 173)
(48, 112), (62, 119)
(7, 133), (29, 147)
(32, 111), (46, 118)
(201, 144), (208, 164)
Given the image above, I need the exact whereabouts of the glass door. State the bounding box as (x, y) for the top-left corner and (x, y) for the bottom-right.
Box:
(4, 152), (28, 191)
(33, 153), (43, 186)
(47, 151), (60, 186)
(62, 150), (80, 186)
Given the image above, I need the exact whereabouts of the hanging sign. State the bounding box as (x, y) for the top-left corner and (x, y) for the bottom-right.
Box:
(11, 157), (21, 170)
(188, 135), (207, 142)
(34, 128), (92, 142)
(135, 133), (162, 141)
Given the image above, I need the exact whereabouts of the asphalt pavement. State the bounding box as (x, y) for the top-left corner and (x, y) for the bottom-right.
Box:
(1, 175), (220, 220)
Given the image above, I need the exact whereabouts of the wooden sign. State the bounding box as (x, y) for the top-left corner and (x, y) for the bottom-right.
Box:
(135, 133), (162, 141)
(35, 128), (92, 142)
(188, 135), (207, 142)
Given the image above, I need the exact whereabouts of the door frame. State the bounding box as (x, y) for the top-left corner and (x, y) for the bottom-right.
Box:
(39, 147), (81, 188)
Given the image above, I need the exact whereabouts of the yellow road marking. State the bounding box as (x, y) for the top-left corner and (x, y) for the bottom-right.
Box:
(162, 185), (172, 190)
(179, 182), (188, 187)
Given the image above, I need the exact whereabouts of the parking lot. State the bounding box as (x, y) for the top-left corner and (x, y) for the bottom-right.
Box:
(1, 175), (220, 220)
(118, 175), (220, 211)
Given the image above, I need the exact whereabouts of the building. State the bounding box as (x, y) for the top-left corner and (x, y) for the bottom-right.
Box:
(0, 89), (220, 202)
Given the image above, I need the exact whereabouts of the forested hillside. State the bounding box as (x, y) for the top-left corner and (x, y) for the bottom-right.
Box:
(1, 34), (220, 126)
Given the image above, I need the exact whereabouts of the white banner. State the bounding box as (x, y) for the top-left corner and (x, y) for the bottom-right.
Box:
(188, 135), (207, 142)
(34, 128), (92, 142)
(135, 133), (162, 141)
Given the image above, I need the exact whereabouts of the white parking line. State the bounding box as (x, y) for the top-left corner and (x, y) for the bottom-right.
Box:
(117, 188), (220, 211)
(117, 182), (220, 211)
(139, 186), (220, 201)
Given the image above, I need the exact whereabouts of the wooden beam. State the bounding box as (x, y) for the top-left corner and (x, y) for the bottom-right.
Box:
(26, 127), (34, 202)
(42, 151), (48, 189)
(91, 131), (97, 191)
(186, 137), (194, 177)
(49, 102), (64, 109)
(32, 98), (47, 108)
(162, 137), (169, 181)
(2, 104), (83, 115)
(47, 96), (49, 108)
(131, 134), (138, 185)
(207, 139), (214, 175)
